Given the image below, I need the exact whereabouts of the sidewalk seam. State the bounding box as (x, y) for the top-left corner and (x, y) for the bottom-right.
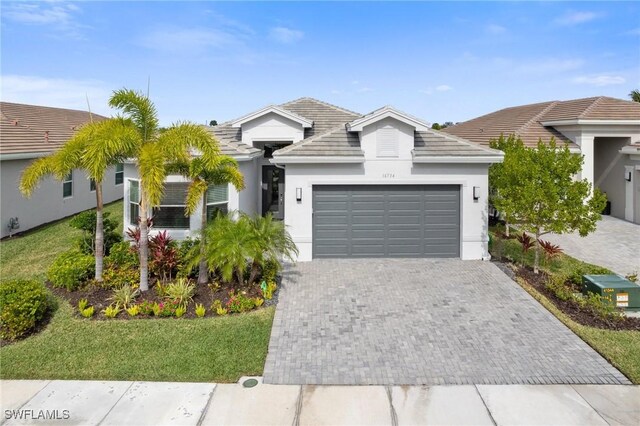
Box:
(291, 385), (303, 426)
(385, 386), (398, 426)
(196, 383), (218, 426)
(474, 385), (497, 426)
(570, 385), (613, 426)
(0, 380), (52, 426)
(95, 381), (134, 426)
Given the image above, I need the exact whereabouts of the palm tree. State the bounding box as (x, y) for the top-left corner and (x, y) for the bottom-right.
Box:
(630, 90), (640, 103)
(175, 155), (245, 285)
(108, 89), (222, 291)
(20, 119), (138, 282)
(245, 213), (298, 284)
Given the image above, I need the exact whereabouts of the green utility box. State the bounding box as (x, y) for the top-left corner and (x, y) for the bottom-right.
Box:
(582, 275), (640, 311)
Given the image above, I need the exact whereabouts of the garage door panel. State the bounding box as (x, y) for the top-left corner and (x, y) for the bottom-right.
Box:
(313, 185), (460, 258)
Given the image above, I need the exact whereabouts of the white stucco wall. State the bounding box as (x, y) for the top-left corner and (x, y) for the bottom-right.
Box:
(241, 112), (304, 144)
(283, 162), (491, 261)
(1, 159), (123, 239)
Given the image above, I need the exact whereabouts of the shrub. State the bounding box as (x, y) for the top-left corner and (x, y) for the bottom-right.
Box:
(78, 298), (89, 311)
(47, 249), (94, 291)
(138, 300), (155, 316)
(261, 280), (277, 300)
(106, 241), (138, 269)
(150, 231), (178, 282)
(254, 297), (264, 307)
(126, 305), (140, 317)
(261, 259), (280, 282)
(583, 292), (623, 322)
(101, 266), (139, 289)
(212, 300), (228, 316)
(177, 238), (199, 278)
(545, 275), (573, 301)
(538, 239), (563, 260)
(152, 300), (179, 317)
(175, 305), (186, 318)
(164, 278), (194, 306)
(109, 284), (139, 308)
(80, 306), (94, 318)
(103, 304), (121, 318)
(70, 211), (122, 255)
(0, 279), (52, 340)
(195, 303), (206, 318)
(626, 272), (638, 283)
(227, 291), (255, 313)
(566, 264), (611, 286)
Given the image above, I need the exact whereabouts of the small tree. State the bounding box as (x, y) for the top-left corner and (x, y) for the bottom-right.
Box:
(630, 89), (640, 103)
(490, 135), (606, 273)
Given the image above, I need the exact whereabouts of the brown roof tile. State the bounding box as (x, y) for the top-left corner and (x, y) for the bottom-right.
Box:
(0, 102), (106, 156)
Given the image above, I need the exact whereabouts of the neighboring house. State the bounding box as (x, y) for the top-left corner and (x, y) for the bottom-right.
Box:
(123, 98), (503, 261)
(443, 96), (640, 225)
(0, 102), (123, 238)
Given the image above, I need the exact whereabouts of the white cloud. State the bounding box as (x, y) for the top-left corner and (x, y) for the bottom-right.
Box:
(2, 1), (85, 38)
(138, 27), (244, 53)
(516, 58), (584, 74)
(269, 26), (304, 44)
(486, 24), (507, 35)
(626, 27), (640, 36)
(357, 87), (373, 93)
(572, 75), (626, 86)
(420, 85), (453, 95)
(554, 11), (599, 26)
(0, 75), (112, 115)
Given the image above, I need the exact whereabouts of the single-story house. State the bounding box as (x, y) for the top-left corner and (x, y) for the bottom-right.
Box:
(443, 96), (640, 224)
(0, 102), (123, 238)
(123, 97), (503, 261)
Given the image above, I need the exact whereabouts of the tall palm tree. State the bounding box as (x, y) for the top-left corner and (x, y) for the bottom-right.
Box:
(176, 156), (245, 285)
(630, 89), (640, 103)
(20, 119), (138, 282)
(108, 89), (222, 291)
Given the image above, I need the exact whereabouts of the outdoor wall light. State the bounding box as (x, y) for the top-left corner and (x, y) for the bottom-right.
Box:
(473, 186), (480, 201)
(296, 187), (303, 201)
(625, 171), (632, 182)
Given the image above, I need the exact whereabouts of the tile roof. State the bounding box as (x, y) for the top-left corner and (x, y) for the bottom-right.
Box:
(0, 102), (106, 156)
(202, 125), (261, 157)
(414, 130), (503, 157)
(443, 96), (640, 148)
(280, 97), (361, 138)
(274, 125), (363, 157)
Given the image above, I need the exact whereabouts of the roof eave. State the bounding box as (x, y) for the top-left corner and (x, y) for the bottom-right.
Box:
(412, 154), (504, 164)
(541, 119), (640, 126)
(270, 156), (365, 164)
(0, 151), (53, 161)
(230, 105), (313, 128)
(348, 107), (431, 132)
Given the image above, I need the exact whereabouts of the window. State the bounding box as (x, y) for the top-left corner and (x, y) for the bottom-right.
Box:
(376, 125), (399, 157)
(115, 163), (124, 185)
(206, 184), (229, 221)
(63, 172), (73, 198)
(129, 180), (140, 225)
(152, 182), (190, 229)
(90, 179), (96, 192)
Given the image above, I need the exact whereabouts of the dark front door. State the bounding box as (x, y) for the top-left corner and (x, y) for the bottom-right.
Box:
(262, 166), (285, 219)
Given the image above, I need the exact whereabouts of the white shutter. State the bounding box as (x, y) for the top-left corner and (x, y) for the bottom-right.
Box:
(376, 125), (399, 157)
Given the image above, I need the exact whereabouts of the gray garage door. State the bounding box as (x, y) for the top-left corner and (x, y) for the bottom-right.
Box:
(312, 185), (460, 258)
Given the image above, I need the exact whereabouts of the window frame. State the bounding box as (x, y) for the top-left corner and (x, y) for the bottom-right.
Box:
(115, 163), (124, 185)
(63, 172), (73, 198)
(128, 179), (140, 226)
(90, 179), (96, 192)
(152, 182), (190, 229)
(206, 184), (229, 221)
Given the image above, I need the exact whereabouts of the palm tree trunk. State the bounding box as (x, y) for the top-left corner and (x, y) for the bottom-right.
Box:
(533, 231), (541, 274)
(95, 182), (104, 282)
(139, 195), (150, 292)
(198, 193), (208, 285)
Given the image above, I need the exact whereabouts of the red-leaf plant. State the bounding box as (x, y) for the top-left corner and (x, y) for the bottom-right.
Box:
(516, 232), (535, 253)
(537, 239), (563, 260)
(149, 230), (178, 283)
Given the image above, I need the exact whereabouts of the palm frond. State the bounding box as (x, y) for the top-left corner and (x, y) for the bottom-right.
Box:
(81, 119), (141, 180)
(19, 156), (57, 197)
(157, 122), (221, 166)
(138, 144), (167, 207)
(109, 89), (159, 140)
(185, 178), (208, 216)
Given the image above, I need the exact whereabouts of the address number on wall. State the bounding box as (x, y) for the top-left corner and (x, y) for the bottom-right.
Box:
(382, 173), (395, 178)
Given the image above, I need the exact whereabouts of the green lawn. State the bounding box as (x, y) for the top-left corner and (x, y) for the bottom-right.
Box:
(0, 201), (124, 281)
(490, 226), (640, 384)
(1, 302), (274, 382)
(0, 200), (275, 382)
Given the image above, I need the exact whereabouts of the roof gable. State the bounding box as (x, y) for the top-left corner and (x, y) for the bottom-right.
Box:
(347, 106), (431, 132)
(229, 105), (313, 128)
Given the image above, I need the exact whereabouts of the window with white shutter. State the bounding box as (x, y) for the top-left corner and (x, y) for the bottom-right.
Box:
(376, 125), (399, 157)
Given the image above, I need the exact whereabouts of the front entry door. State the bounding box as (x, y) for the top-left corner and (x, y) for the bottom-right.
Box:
(262, 166), (285, 219)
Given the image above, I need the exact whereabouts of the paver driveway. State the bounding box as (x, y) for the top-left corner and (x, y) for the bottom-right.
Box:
(263, 259), (629, 385)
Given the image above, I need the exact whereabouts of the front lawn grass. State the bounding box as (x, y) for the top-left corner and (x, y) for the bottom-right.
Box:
(1, 300), (275, 383)
(490, 226), (640, 384)
(0, 201), (124, 281)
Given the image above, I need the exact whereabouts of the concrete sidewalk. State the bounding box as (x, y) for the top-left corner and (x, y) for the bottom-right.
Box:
(2, 379), (639, 426)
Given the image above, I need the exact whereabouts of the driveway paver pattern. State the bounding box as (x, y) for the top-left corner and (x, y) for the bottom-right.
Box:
(544, 216), (640, 276)
(263, 259), (629, 385)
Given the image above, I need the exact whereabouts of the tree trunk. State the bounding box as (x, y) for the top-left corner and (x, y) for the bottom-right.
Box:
(94, 182), (104, 283)
(139, 196), (150, 292)
(505, 221), (510, 237)
(248, 260), (261, 285)
(533, 231), (541, 274)
(198, 193), (208, 285)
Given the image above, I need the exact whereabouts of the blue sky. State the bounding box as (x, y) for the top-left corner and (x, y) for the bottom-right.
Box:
(1, 1), (639, 125)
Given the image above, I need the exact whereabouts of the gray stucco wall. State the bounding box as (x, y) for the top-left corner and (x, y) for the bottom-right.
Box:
(594, 137), (632, 220)
(1, 158), (124, 239)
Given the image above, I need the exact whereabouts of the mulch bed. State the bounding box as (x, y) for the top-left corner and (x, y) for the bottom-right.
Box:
(45, 276), (278, 320)
(504, 262), (640, 331)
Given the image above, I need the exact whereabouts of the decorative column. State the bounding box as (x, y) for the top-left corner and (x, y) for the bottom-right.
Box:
(575, 134), (595, 189)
